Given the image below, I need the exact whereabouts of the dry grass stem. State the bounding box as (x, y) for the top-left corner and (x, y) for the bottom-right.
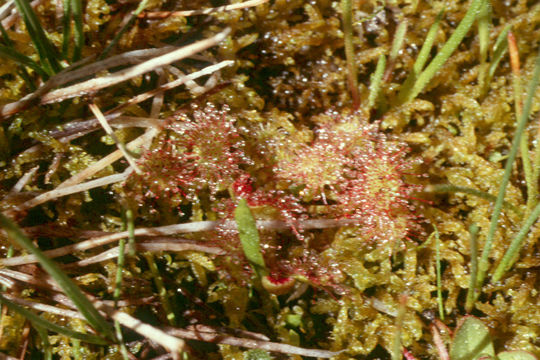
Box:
(139, 0), (269, 19)
(73, 241), (225, 267)
(104, 306), (186, 356)
(58, 128), (158, 189)
(40, 29), (231, 104)
(10, 169), (133, 214)
(106, 60), (234, 115)
(0, 219), (356, 266)
(89, 103), (142, 174)
(10, 166), (39, 193)
(1, 294), (85, 320)
(166, 324), (338, 358)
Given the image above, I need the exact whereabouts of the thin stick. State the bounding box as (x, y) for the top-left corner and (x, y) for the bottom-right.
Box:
(73, 241), (224, 267)
(106, 60), (233, 115)
(89, 103), (142, 174)
(106, 307), (185, 356)
(40, 28), (231, 104)
(0, 219), (357, 267)
(1, 294), (85, 320)
(138, 0), (268, 19)
(57, 128), (157, 189)
(10, 169), (133, 214)
(165, 324), (337, 358)
(10, 166), (39, 193)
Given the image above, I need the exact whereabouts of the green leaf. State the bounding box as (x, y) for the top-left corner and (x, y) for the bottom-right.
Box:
(498, 351), (538, 360)
(450, 317), (495, 360)
(0, 294), (108, 345)
(477, 46), (540, 290)
(0, 214), (115, 340)
(399, 0), (483, 103)
(235, 198), (268, 277)
(13, 0), (61, 74)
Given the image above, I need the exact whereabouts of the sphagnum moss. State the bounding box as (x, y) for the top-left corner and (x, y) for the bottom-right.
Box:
(0, 0), (539, 359)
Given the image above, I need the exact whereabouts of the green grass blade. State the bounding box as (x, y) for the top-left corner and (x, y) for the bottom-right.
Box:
(465, 223), (479, 313)
(0, 214), (115, 339)
(144, 252), (176, 326)
(477, 0), (490, 89)
(488, 24), (511, 80)
(0, 294), (108, 345)
(414, 10), (443, 75)
(399, 11), (442, 97)
(492, 202), (540, 282)
(476, 47), (540, 290)
(1, 21), (38, 89)
(384, 19), (407, 82)
(13, 0), (62, 74)
(61, 0), (71, 59)
(368, 54), (386, 111)
(70, 0), (83, 61)
(531, 119), (540, 211)
(235, 198), (268, 277)
(113, 209), (130, 360)
(34, 325), (53, 360)
(341, 0), (359, 109)
(0, 44), (48, 77)
(398, 0), (482, 103)
(434, 226), (444, 320)
(481, 24), (511, 96)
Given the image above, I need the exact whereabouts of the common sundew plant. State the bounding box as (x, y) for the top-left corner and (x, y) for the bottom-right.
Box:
(0, 0), (539, 359)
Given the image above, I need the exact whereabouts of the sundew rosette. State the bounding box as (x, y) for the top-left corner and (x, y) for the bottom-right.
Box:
(274, 110), (423, 247)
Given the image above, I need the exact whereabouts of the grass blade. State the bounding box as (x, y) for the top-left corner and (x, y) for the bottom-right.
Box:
(13, 0), (62, 74)
(492, 202), (540, 282)
(341, 0), (359, 109)
(476, 47), (540, 290)
(413, 10), (443, 75)
(465, 224), (479, 313)
(0, 294), (108, 345)
(0, 21), (37, 88)
(398, 0), (482, 103)
(368, 54), (386, 111)
(477, 0), (490, 89)
(61, 0), (71, 58)
(0, 214), (115, 339)
(112, 209), (131, 360)
(434, 226), (444, 320)
(483, 24), (511, 95)
(70, 0), (83, 61)
(144, 252), (176, 326)
(0, 44), (48, 77)
(384, 19), (407, 82)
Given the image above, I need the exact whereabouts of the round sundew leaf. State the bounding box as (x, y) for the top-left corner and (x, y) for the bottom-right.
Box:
(497, 351), (538, 360)
(450, 317), (495, 360)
